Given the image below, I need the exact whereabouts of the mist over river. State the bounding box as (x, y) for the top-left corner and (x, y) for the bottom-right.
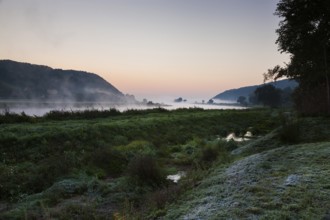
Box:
(0, 98), (244, 116)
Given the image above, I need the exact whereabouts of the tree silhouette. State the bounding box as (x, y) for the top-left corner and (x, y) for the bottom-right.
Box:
(264, 0), (330, 114)
(237, 96), (247, 106)
(254, 85), (281, 108)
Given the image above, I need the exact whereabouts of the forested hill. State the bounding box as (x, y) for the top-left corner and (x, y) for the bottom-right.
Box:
(213, 79), (298, 101)
(0, 60), (132, 103)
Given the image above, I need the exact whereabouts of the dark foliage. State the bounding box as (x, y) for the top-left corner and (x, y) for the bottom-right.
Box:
(200, 146), (219, 163)
(127, 155), (165, 187)
(279, 123), (301, 144)
(254, 84), (282, 108)
(264, 0), (330, 114)
(213, 79), (298, 101)
(147, 184), (182, 211)
(293, 83), (329, 116)
(88, 148), (128, 177)
(237, 96), (247, 106)
(0, 111), (37, 124)
(0, 107), (170, 124)
(44, 108), (121, 120)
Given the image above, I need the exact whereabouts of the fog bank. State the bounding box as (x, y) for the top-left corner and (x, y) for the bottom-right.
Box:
(0, 99), (244, 116)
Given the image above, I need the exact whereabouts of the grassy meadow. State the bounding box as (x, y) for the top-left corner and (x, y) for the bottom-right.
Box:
(0, 107), (329, 219)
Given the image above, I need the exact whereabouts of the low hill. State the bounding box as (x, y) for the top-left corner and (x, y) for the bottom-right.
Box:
(213, 79), (298, 101)
(0, 60), (132, 103)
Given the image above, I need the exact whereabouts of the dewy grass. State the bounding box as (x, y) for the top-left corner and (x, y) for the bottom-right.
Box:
(4, 108), (329, 219)
(163, 142), (330, 219)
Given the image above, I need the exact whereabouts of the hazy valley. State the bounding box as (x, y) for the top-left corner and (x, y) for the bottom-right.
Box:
(1, 0), (330, 219)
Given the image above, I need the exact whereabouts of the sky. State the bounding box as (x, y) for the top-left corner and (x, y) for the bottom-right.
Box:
(0, 0), (289, 100)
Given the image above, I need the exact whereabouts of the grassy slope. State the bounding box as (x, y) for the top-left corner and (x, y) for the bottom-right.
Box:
(163, 117), (330, 219)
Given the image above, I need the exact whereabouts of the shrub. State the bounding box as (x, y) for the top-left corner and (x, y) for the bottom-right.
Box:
(127, 155), (165, 187)
(114, 140), (156, 160)
(88, 148), (127, 177)
(145, 184), (182, 218)
(151, 185), (181, 208)
(30, 155), (74, 193)
(216, 140), (238, 151)
(279, 122), (300, 144)
(200, 145), (219, 163)
(54, 203), (98, 220)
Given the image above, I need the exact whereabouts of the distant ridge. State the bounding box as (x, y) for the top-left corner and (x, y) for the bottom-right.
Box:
(0, 60), (134, 103)
(213, 79), (298, 101)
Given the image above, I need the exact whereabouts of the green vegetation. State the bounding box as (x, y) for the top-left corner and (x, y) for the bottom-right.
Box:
(0, 108), (279, 219)
(162, 116), (330, 219)
(163, 118), (330, 219)
(164, 143), (330, 219)
(1, 107), (329, 219)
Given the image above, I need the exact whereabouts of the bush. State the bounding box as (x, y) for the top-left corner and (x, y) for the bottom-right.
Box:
(114, 140), (156, 160)
(88, 147), (127, 177)
(145, 184), (182, 218)
(54, 203), (98, 220)
(200, 145), (219, 163)
(279, 122), (300, 144)
(31, 155), (75, 193)
(127, 155), (165, 187)
(216, 140), (238, 151)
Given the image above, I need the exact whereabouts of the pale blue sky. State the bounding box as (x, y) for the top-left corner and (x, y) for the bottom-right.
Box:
(0, 0), (288, 99)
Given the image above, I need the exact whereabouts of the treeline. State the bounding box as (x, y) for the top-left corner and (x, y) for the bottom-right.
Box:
(237, 84), (294, 108)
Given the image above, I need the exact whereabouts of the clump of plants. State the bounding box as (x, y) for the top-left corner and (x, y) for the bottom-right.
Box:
(279, 122), (300, 144)
(126, 155), (165, 187)
(114, 140), (156, 160)
(87, 147), (128, 178)
(198, 140), (233, 167)
(200, 145), (219, 163)
(0, 111), (37, 124)
(218, 139), (239, 151)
